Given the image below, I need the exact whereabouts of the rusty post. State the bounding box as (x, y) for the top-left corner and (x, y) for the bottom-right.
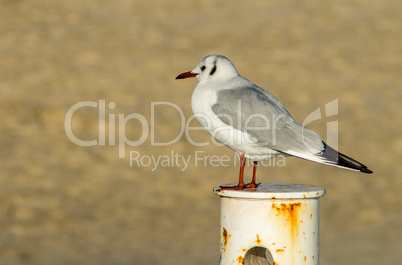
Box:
(214, 183), (326, 265)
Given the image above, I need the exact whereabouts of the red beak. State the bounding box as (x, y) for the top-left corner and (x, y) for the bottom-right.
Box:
(176, 71), (198, 79)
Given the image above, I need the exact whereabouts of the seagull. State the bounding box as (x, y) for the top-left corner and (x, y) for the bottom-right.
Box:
(176, 55), (372, 190)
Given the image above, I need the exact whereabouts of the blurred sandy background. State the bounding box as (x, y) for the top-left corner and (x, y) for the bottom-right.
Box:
(1, 0), (401, 264)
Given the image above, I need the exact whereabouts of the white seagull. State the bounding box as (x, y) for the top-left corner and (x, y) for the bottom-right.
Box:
(176, 55), (372, 190)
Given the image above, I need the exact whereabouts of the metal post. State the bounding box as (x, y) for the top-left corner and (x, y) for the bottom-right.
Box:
(214, 183), (326, 265)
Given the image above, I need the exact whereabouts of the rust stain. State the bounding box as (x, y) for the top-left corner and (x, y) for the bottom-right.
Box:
(222, 227), (231, 252)
(276, 249), (284, 253)
(242, 248), (247, 252)
(216, 188), (225, 193)
(312, 256), (315, 259)
(237, 255), (244, 264)
(273, 262), (279, 265)
(304, 256), (307, 261)
(271, 196), (276, 199)
(271, 201), (302, 264)
(256, 234), (262, 244)
(271, 202), (302, 239)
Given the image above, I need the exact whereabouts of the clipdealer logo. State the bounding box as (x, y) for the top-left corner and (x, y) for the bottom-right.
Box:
(64, 100), (186, 158)
(64, 99), (338, 171)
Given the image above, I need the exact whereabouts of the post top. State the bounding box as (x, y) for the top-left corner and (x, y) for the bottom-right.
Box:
(213, 183), (326, 199)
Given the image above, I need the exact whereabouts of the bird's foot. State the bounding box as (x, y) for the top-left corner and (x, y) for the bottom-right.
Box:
(217, 183), (260, 191)
(244, 182), (259, 189)
(217, 184), (245, 190)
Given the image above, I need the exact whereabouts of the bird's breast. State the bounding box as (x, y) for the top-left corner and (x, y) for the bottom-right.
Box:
(191, 84), (218, 118)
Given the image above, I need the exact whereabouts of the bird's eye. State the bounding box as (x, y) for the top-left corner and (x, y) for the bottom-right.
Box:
(201, 66), (206, 71)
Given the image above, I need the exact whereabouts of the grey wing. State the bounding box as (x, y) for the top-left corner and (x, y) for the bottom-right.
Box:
(211, 85), (325, 155)
(211, 84), (372, 173)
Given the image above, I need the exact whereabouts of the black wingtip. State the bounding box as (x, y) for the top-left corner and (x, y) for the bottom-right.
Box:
(337, 151), (373, 174)
(360, 167), (373, 174)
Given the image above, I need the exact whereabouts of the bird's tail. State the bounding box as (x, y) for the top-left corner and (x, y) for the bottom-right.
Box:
(336, 151), (373, 174)
(274, 142), (373, 174)
(319, 143), (373, 174)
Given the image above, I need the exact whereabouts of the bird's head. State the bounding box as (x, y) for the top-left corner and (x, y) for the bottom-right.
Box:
(176, 54), (239, 82)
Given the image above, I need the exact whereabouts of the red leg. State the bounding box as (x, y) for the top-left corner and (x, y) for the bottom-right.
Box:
(218, 154), (246, 190)
(245, 161), (259, 188)
(252, 161), (258, 185)
(237, 154), (247, 188)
